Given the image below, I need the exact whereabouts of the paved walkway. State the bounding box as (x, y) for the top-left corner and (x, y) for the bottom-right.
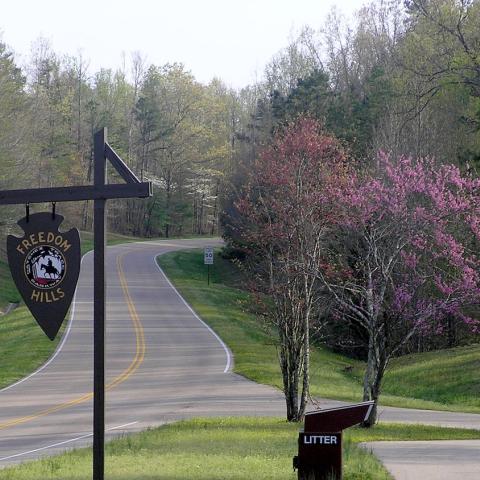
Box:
(317, 398), (480, 479)
(371, 405), (480, 479)
(364, 440), (480, 480)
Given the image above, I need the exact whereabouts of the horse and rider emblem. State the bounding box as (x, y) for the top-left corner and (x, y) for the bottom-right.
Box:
(7, 212), (81, 340)
(25, 245), (66, 289)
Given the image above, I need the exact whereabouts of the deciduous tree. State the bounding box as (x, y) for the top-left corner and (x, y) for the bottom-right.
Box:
(232, 118), (349, 421)
(318, 152), (480, 425)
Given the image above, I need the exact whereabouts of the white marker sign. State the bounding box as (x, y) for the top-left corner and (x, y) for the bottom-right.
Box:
(204, 246), (214, 265)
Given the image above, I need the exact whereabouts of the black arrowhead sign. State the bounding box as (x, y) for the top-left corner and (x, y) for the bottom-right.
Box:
(7, 212), (81, 340)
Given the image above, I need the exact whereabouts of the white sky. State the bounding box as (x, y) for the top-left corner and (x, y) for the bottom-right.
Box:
(1, 0), (366, 89)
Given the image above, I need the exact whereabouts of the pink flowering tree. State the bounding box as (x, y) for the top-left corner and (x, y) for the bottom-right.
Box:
(318, 152), (480, 425)
(232, 117), (349, 421)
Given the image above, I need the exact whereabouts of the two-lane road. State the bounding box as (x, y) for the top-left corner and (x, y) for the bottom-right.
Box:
(0, 239), (285, 466)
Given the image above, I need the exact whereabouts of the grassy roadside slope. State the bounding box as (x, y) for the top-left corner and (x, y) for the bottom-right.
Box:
(0, 258), (21, 306)
(3, 418), (480, 480)
(383, 344), (480, 408)
(158, 249), (480, 413)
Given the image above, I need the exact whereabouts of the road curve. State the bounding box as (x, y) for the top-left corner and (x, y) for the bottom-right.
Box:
(0, 239), (285, 467)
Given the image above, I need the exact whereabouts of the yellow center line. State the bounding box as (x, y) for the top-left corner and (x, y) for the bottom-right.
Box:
(0, 251), (146, 431)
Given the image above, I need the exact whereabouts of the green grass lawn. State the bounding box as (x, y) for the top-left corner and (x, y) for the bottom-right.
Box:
(0, 306), (65, 388)
(3, 418), (480, 480)
(382, 345), (480, 409)
(0, 258), (21, 306)
(158, 249), (480, 413)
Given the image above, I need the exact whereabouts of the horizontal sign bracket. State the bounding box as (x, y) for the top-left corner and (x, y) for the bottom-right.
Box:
(0, 137), (151, 206)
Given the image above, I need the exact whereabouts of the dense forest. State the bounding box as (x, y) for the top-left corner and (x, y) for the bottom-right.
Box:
(0, 47), (240, 240)
(1, 1), (479, 243)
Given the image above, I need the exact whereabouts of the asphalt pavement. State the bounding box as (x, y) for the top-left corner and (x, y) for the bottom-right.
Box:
(363, 440), (480, 480)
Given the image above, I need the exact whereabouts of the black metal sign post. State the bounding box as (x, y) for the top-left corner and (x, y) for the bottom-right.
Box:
(93, 129), (107, 480)
(0, 128), (151, 480)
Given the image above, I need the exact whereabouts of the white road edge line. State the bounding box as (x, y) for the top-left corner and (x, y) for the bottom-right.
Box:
(0, 421), (139, 462)
(153, 253), (232, 374)
(0, 251), (93, 394)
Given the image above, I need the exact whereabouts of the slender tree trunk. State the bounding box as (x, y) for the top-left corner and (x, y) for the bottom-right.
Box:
(280, 322), (308, 422)
(144, 198), (157, 237)
(192, 193), (197, 234)
(298, 310), (310, 420)
(362, 331), (388, 427)
(280, 329), (302, 421)
(362, 330), (376, 427)
(81, 148), (94, 230)
(198, 191), (205, 235)
(365, 355), (387, 427)
(211, 181), (219, 235)
(286, 364), (299, 421)
(447, 314), (456, 348)
(363, 332), (374, 401)
(165, 174), (172, 238)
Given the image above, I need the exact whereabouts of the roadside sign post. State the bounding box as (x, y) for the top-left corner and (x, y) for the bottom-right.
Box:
(0, 128), (152, 480)
(204, 246), (213, 285)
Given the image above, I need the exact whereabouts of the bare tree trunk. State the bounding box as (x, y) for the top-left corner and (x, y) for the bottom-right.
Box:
(362, 331), (388, 427)
(298, 311), (310, 420)
(447, 314), (456, 348)
(81, 148), (94, 230)
(362, 331), (376, 427)
(198, 191), (205, 235)
(192, 193), (197, 234)
(279, 313), (308, 422)
(81, 200), (90, 230)
(165, 173), (172, 238)
(210, 181), (219, 235)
